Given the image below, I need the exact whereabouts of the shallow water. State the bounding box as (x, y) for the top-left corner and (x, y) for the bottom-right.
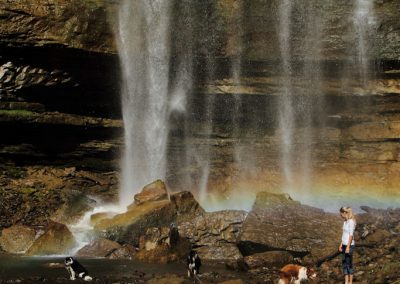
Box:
(0, 254), (248, 283)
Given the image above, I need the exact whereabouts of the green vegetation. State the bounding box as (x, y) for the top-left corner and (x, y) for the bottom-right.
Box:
(19, 187), (38, 195)
(0, 109), (36, 118)
(83, 0), (108, 10)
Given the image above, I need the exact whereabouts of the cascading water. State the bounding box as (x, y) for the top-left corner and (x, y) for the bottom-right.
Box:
(277, 0), (295, 196)
(353, 0), (376, 90)
(296, 2), (324, 199)
(117, 0), (172, 206)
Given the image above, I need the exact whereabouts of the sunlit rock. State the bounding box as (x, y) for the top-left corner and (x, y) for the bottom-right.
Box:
(90, 212), (118, 227)
(133, 180), (168, 205)
(76, 238), (121, 258)
(94, 200), (176, 245)
(0, 225), (36, 254)
(239, 192), (342, 263)
(94, 187), (204, 246)
(26, 221), (76, 256)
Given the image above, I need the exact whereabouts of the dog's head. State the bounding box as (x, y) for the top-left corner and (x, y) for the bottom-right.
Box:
(65, 257), (74, 266)
(189, 250), (197, 259)
(306, 267), (317, 280)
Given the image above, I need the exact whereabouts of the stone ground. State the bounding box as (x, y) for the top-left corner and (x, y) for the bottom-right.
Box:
(1, 254), (399, 284)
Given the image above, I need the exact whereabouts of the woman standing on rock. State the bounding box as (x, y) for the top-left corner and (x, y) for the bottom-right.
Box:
(339, 206), (356, 284)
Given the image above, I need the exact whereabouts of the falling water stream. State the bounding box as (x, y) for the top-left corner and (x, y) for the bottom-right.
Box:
(118, 0), (172, 207)
(277, 0), (295, 196)
(354, 0), (376, 89)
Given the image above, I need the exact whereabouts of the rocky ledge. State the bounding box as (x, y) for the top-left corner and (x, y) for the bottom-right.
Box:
(2, 180), (398, 283)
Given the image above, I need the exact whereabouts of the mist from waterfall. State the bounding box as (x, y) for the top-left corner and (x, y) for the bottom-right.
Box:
(117, 0), (172, 206)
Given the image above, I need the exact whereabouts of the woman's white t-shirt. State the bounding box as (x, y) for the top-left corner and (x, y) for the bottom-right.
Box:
(342, 219), (356, 245)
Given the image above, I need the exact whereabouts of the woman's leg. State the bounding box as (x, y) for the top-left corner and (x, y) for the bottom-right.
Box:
(345, 245), (355, 284)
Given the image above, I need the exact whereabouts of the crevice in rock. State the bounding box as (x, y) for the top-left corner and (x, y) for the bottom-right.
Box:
(237, 241), (309, 259)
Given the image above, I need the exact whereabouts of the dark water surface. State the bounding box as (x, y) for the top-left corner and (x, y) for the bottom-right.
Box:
(0, 254), (249, 283)
(0, 255), (181, 283)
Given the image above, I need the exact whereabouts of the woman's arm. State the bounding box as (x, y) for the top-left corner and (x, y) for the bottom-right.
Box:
(345, 219), (355, 253)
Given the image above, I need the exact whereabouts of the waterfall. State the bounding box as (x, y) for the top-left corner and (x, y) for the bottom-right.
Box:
(353, 0), (376, 90)
(276, 1), (326, 202)
(117, 0), (172, 206)
(277, 0), (295, 195)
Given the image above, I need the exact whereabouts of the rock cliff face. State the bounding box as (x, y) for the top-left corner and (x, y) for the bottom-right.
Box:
(0, 0), (399, 229)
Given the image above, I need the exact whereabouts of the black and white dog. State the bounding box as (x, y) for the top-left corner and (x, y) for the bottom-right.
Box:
(64, 257), (93, 281)
(186, 250), (202, 278)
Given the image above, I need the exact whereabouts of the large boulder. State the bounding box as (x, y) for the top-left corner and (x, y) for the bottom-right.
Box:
(0, 225), (36, 254)
(26, 221), (76, 256)
(179, 210), (246, 260)
(170, 191), (205, 222)
(239, 192), (342, 263)
(94, 188), (204, 246)
(134, 226), (191, 264)
(95, 200), (176, 245)
(76, 238), (121, 258)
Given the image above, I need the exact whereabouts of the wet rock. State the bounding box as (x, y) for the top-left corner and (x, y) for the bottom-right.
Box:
(0, 166), (119, 228)
(243, 251), (294, 269)
(76, 238), (121, 258)
(239, 192), (342, 263)
(50, 190), (96, 225)
(0, 225), (36, 254)
(94, 200), (177, 245)
(179, 210), (246, 260)
(139, 227), (170, 251)
(134, 243), (177, 264)
(107, 244), (138, 260)
(133, 180), (168, 205)
(134, 225), (191, 263)
(170, 191), (205, 222)
(26, 221), (76, 256)
(90, 212), (118, 226)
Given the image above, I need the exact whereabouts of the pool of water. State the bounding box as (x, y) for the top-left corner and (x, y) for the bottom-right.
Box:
(0, 254), (246, 283)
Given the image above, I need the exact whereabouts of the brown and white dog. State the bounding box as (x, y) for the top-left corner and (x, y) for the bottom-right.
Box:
(278, 264), (316, 284)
